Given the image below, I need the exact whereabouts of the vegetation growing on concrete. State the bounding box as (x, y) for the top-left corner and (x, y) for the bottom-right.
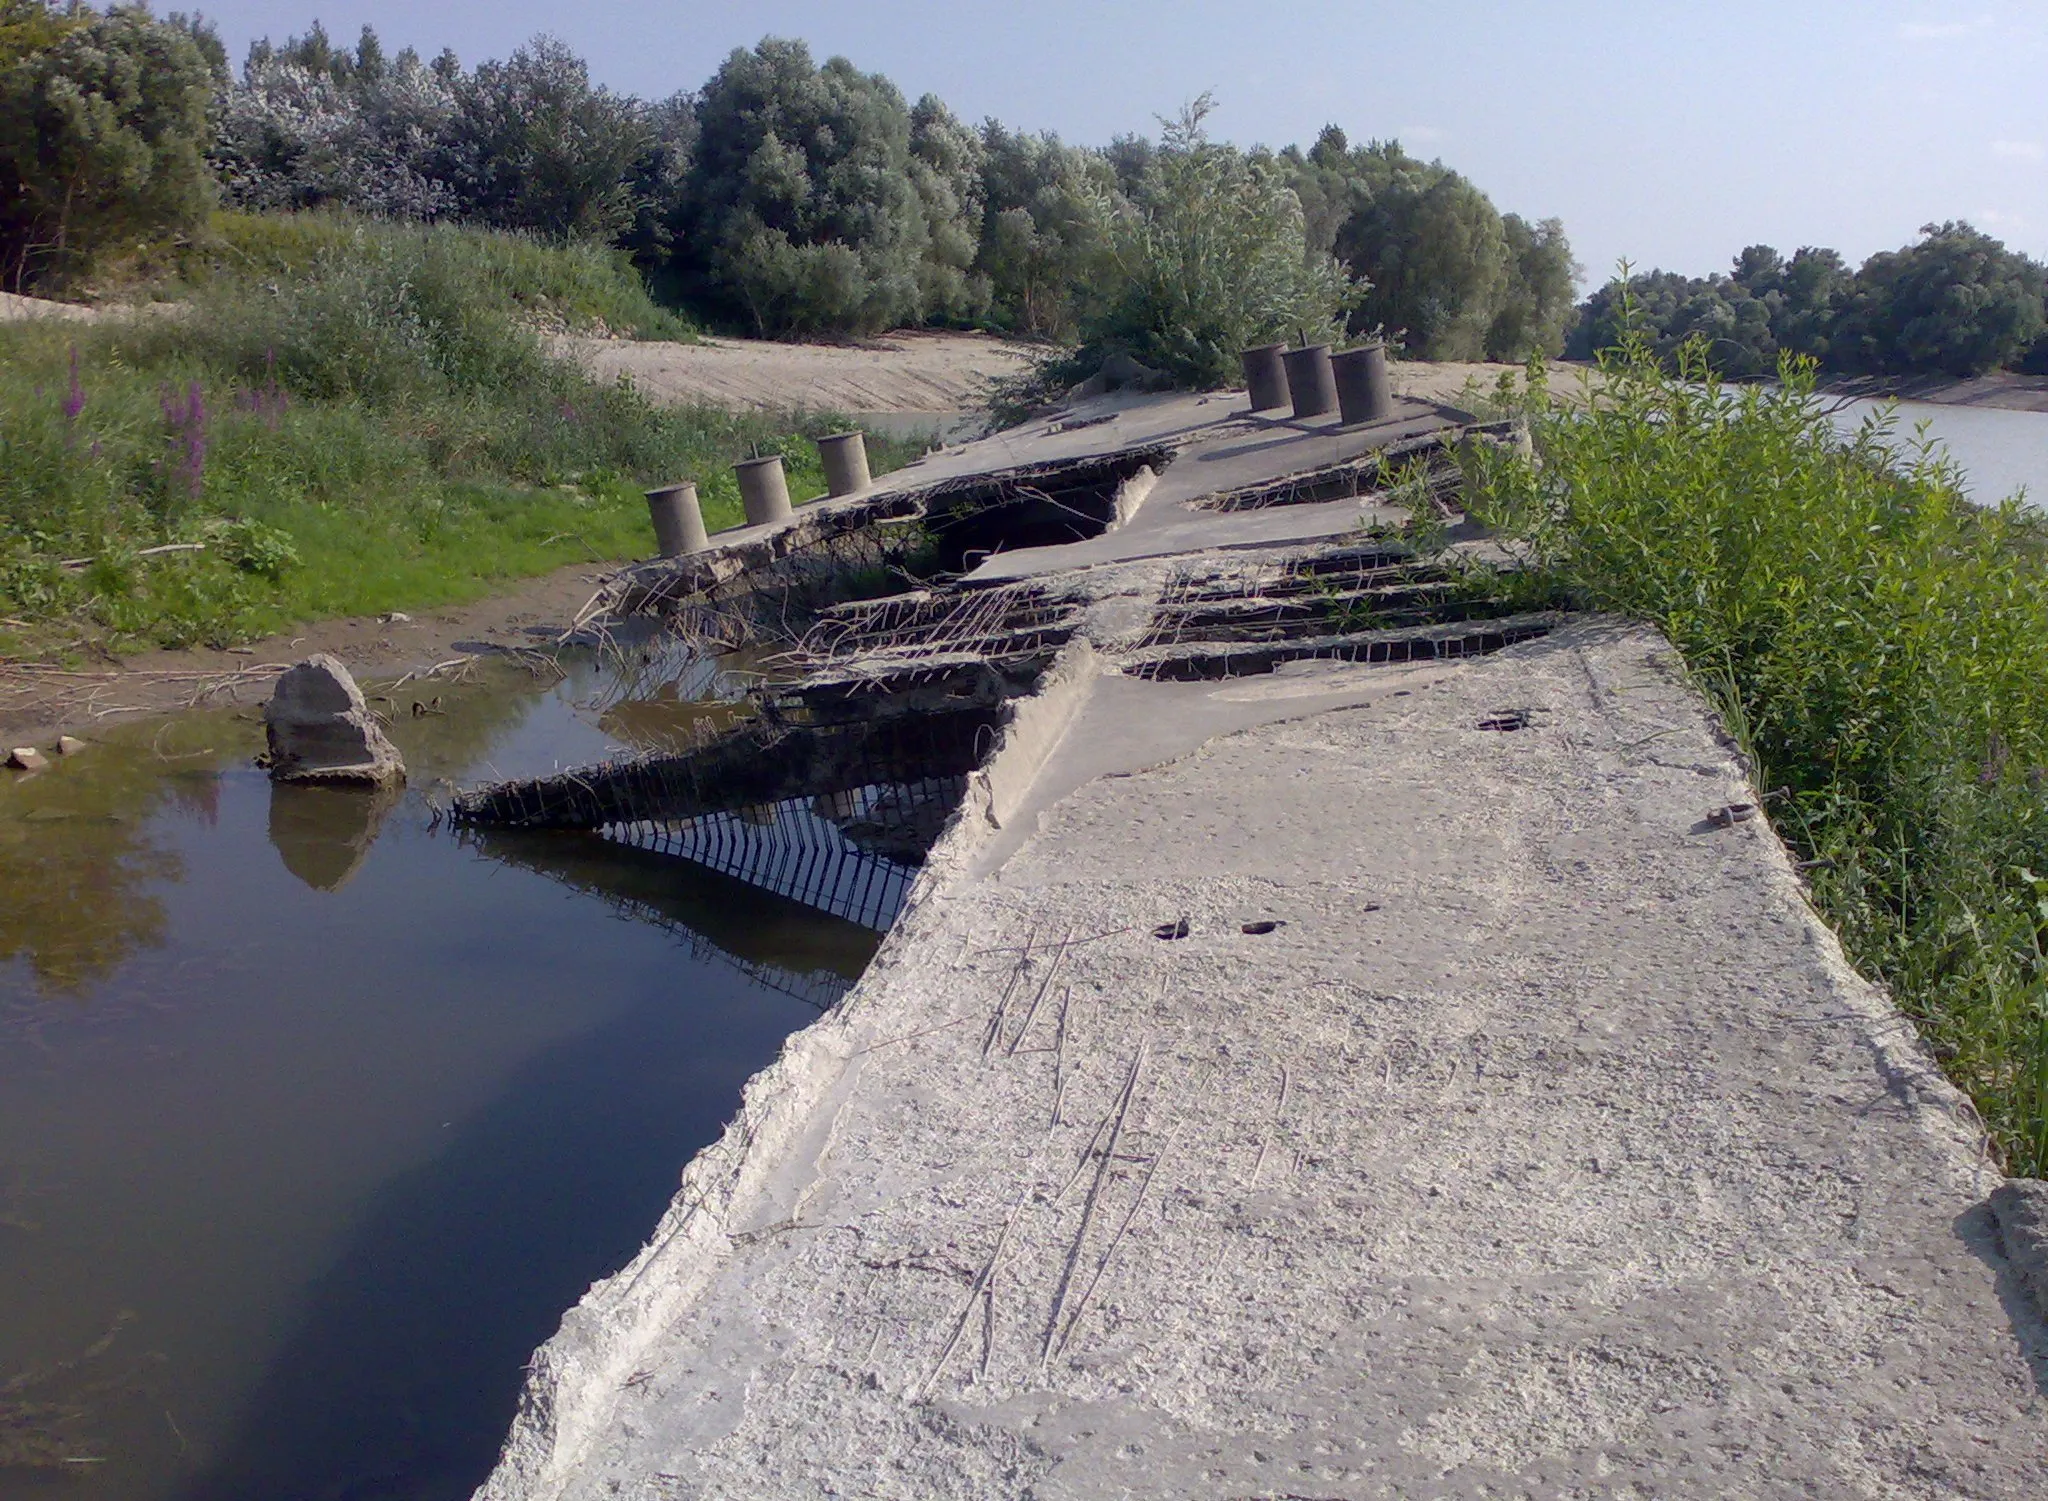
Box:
(0, 222), (901, 652)
(1467, 331), (2048, 1172)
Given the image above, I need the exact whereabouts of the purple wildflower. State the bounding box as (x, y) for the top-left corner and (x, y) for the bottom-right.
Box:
(159, 380), (208, 500)
(62, 346), (84, 425)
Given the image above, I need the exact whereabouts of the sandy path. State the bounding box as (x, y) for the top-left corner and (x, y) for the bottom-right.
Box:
(553, 329), (1038, 414)
(0, 291), (98, 322)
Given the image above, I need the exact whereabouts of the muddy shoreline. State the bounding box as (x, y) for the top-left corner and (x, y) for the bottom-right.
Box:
(0, 560), (616, 750)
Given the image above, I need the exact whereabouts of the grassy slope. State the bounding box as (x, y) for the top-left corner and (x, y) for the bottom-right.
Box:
(0, 212), (908, 655)
(1467, 344), (2048, 1173)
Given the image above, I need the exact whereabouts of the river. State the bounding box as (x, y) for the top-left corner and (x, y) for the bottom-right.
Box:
(0, 641), (883, 1501)
(1827, 395), (2047, 506)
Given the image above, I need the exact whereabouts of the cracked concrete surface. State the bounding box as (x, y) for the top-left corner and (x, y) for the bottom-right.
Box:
(477, 620), (2048, 1500)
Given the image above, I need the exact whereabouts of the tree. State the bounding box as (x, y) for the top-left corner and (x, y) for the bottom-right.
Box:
(1486, 213), (1578, 359)
(0, 4), (216, 288)
(1071, 96), (1358, 389)
(452, 35), (648, 241)
(1338, 166), (1508, 359)
(906, 93), (988, 323)
(615, 90), (697, 283)
(678, 36), (969, 336)
(0, 0), (80, 69)
(972, 121), (1116, 337)
(1836, 221), (2046, 376)
(213, 27), (463, 220)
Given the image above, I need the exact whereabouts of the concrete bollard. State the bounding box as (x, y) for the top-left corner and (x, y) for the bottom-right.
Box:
(645, 481), (711, 557)
(816, 432), (872, 497)
(1282, 344), (1339, 420)
(734, 455), (793, 527)
(1240, 342), (1290, 412)
(1332, 343), (1394, 427)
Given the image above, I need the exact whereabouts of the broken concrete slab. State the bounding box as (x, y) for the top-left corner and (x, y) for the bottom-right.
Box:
(477, 623), (2048, 1501)
(464, 386), (2048, 1500)
(54, 734), (87, 756)
(263, 654), (405, 787)
(6, 746), (47, 771)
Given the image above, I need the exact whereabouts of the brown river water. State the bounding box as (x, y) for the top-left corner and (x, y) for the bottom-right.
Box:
(0, 641), (880, 1501)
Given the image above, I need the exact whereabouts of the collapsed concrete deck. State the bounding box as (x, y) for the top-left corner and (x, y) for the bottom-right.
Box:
(470, 390), (2048, 1499)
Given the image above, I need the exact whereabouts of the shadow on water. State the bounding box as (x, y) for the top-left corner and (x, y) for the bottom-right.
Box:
(174, 841), (876, 1501)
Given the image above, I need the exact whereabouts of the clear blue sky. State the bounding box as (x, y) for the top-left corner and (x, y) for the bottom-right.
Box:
(191, 0), (2047, 287)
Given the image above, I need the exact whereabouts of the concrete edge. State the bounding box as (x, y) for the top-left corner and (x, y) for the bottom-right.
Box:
(1607, 639), (1999, 1181)
(1989, 1179), (2048, 1320)
(475, 641), (1103, 1501)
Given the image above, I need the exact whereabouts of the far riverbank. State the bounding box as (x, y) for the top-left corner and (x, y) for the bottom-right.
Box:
(1820, 368), (2048, 414)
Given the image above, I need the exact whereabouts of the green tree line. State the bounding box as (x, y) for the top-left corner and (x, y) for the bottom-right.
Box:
(1571, 226), (2048, 379)
(0, 4), (1576, 369)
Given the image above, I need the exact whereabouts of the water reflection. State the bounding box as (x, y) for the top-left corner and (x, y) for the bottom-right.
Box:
(474, 830), (875, 1011)
(266, 784), (402, 892)
(0, 640), (874, 1501)
(0, 730), (228, 1001)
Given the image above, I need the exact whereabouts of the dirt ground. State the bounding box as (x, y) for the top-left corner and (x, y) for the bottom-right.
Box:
(0, 561), (619, 752)
(551, 328), (1040, 414)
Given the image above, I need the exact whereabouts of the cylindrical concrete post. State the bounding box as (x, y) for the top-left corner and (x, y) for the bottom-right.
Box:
(644, 481), (710, 557)
(734, 455), (793, 527)
(1282, 343), (1338, 420)
(816, 432), (871, 497)
(1240, 342), (1290, 412)
(1332, 343), (1394, 427)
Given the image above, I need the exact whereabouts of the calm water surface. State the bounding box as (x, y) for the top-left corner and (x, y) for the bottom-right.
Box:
(1830, 395), (2048, 505)
(0, 644), (878, 1501)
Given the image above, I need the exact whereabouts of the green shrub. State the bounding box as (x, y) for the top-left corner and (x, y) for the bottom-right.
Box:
(201, 210), (695, 340)
(1466, 333), (2048, 1171)
(1037, 98), (1357, 394)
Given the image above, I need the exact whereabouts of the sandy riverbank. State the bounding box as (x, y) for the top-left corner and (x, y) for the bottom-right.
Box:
(1819, 368), (2048, 413)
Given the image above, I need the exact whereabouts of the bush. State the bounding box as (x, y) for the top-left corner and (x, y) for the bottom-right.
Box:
(0, 3), (215, 288)
(1060, 98), (1358, 390)
(202, 209), (693, 339)
(1466, 330), (2048, 1171)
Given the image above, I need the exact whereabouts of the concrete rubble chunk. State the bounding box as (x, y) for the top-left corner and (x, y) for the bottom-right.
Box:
(54, 735), (88, 756)
(263, 653), (404, 787)
(6, 746), (47, 771)
(1989, 1178), (2048, 1315)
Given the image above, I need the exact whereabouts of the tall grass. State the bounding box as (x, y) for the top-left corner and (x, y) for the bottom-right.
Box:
(121, 210), (698, 342)
(1465, 335), (2048, 1173)
(0, 218), (899, 652)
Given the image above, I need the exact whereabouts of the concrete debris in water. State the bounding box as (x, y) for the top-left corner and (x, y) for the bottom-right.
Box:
(5, 746), (47, 771)
(263, 653), (405, 787)
(55, 735), (87, 756)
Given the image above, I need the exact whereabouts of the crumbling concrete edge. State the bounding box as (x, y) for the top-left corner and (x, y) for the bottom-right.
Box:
(1989, 1180), (2048, 1321)
(475, 642), (1101, 1501)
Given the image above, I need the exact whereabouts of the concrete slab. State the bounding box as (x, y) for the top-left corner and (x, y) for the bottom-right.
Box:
(480, 623), (2048, 1501)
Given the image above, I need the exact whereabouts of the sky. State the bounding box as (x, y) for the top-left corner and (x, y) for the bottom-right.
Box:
(190, 0), (2048, 288)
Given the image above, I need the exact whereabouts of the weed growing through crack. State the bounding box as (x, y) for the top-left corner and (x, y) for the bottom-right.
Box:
(1463, 325), (2048, 1172)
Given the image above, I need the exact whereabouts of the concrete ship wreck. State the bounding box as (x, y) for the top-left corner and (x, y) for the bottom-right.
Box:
(453, 374), (2048, 1499)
